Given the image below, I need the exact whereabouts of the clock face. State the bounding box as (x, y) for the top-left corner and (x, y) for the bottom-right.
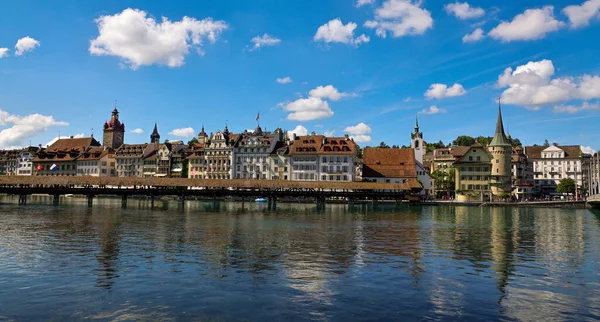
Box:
(115, 133), (123, 143)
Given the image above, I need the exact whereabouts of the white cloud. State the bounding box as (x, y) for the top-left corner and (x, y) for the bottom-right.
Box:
(288, 125), (308, 139)
(130, 128), (144, 134)
(425, 83), (466, 99)
(344, 122), (372, 143)
(356, 0), (376, 7)
(488, 6), (564, 42)
(364, 0), (433, 38)
(324, 130), (335, 137)
(89, 8), (227, 69)
(419, 106), (446, 115)
(0, 48), (8, 58)
(497, 59), (600, 108)
(276, 76), (292, 84)
(581, 145), (597, 154)
(169, 127), (195, 137)
(553, 102), (599, 113)
(444, 2), (485, 20)
(280, 84), (352, 121)
(462, 28), (484, 42)
(314, 19), (370, 46)
(282, 97), (334, 121)
(309, 85), (345, 101)
(563, 0), (600, 28)
(404, 97), (412, 102)
(249, 34), (281, 51)
(14, 36), (40, 56)
(0, 109), (68, 149)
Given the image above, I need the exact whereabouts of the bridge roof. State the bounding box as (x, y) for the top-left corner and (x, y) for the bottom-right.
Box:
(0, 176), (419, 191)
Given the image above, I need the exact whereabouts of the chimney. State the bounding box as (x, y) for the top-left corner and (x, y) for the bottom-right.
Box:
(70, 136), (74, 139)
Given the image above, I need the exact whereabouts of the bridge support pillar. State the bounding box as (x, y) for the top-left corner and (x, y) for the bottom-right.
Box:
(53, 194), (60, 206)
(180, 194), (185, 207)
(268, 196), (277, 210)
(122, 195), (127, 208)
(18, 194), (27, 205)
(87, 195), (94, 207)
(316, 196), (326, 209)
(150, 195), (155, 208)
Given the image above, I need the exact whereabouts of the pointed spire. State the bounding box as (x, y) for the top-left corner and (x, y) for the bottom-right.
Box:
(151, 122), (160, 143)
(415, 114), (419, 131)
(490, 98), (511, 146)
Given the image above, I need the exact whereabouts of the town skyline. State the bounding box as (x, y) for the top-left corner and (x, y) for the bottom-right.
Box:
(1, 1), (599, 152)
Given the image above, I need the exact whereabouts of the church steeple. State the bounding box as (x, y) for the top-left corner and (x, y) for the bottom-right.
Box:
(489, 99), (511, 147)
(150, 123), (160, 143)
(415, 114), (419, 132)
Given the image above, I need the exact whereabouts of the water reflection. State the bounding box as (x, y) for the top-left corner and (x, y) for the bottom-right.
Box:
(1, 198), (600, 320)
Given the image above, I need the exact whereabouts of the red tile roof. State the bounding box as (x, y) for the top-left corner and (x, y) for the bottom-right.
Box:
(362, 148), (417, 178)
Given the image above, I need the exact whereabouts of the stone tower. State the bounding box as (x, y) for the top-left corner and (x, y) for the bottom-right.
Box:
(489, 101), (512, 196)
(411, 115), (424, 164)
(150, 123), (160, 143)
(197, 125), (208, 144)
(103, 106), (125, 149)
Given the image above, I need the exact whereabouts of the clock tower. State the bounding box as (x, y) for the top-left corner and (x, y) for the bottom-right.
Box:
(103, 105), (125, 149)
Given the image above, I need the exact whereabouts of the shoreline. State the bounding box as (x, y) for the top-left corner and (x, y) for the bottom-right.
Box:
(0, 193), (591, 209)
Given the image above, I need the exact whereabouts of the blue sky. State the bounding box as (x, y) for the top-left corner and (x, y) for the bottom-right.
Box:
(1, 0), (599, 152)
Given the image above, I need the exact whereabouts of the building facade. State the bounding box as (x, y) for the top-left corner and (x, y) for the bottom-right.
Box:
(205, 126), (238, 179)
(525, 145), (585, 196)
(362, 147), (417, 184)
(288, 133), (357, 182)
(233, 126), (281, 179)
(33, 137), (102, 176)
(17, 147), (41, 176)
(454, 143), (492, 201)
(76, 147), (115, 177)
(115, 144), (147, 177)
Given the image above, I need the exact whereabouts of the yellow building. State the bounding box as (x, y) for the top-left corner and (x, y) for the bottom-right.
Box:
(454, 142), (492, 201)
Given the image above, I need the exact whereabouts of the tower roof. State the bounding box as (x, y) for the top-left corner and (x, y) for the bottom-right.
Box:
(150, 123), (160, 142)
(489, 101), (511, 147)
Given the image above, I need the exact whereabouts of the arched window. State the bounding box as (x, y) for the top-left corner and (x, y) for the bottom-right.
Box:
(415, 140), (419, 148)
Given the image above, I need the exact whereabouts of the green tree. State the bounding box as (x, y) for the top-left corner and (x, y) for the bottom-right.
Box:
(392, 144), (401, 149)
(188, 137), (199, 145)
(556, 178), (576, 194)
(544, 139), (550, 147)
(426, 140), (446, 152)
(181, 159), (189, 178)
(431, 168), (455, 197)
(378, 141), (390, 148)
(452, 135), (475, 146)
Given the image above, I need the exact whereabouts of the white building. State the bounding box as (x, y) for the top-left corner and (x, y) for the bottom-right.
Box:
(17, 147), (41, 176)
(205, 126), (238, 179)
(525, 145), (584, 195)
(288, 133), (357, 182)
(76, 147), (115, 177)
(233, 126), (282, 179)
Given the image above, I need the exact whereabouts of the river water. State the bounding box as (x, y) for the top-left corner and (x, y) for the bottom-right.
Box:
(1, 197), (600, 321)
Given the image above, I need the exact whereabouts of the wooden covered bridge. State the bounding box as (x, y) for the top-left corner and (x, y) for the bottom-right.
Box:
(0, 176), (422, 208)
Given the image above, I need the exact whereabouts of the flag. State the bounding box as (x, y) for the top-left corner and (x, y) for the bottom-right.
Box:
(50, 164), (58, 172)
(256, 112), (260, 121)
(35, 164), (43, 172)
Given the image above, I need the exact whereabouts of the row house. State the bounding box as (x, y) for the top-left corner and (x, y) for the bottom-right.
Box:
(233, 126), (282, 179)
(362, 147), (417, 184)
(266, 142), (291, 180)
(588, 152), (600, 196)
(76, 147), (116, 177)
(525, 145), (586, 195)
(187, 142), (206, 179)
(0, 149), (20, 175)
(33, 137), (103, 176)
(115, 143), (148, 177)
(204, 126), (238, 180)
(17, 146), (42, 176)
(288, 133), (357, 182)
